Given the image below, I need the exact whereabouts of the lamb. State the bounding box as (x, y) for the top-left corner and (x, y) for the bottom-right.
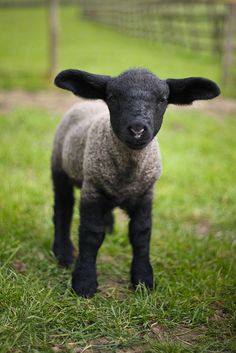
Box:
(52, 68), (220, 297)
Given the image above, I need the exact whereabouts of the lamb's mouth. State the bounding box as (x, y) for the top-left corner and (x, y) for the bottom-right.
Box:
(125, 140), (149, 150)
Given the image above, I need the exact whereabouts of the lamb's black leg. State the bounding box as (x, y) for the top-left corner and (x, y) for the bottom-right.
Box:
(72, 197), (106, 297)
(52, 169), (74, 267)
(104, 210), (114, 234)
(128, 191), (154, 289)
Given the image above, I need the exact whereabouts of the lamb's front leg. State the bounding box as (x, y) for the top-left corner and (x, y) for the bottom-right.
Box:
(128, 190), (154, 290)
(72, 195), (106, 297)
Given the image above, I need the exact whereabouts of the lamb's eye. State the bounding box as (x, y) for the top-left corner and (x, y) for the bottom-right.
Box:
(107, 94), (116, 102)
(159, 96), (167, 103)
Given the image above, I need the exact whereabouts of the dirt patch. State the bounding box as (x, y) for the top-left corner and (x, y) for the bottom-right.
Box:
(11, 260), (27, 273)
(0, 90), (236, 117)
(209, 309), (228, 322)
(65, 338), (111, 353)
(51, 341), (106, 353)
(0, 89), (79, 115)
(193, 98), (236, 117)
(167, 97), (236, 118)
(98, 275), (130, 298)
(150, 322), (206, 346)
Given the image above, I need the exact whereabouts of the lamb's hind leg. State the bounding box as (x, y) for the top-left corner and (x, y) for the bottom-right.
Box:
(52, 169), (74, 267)
(104, 210), (114, 234)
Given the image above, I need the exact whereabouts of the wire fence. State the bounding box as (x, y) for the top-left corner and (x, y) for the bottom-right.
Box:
(80, 0), (236, 84)
(1, 0), (235, 85)
(0, 0), (77, 7)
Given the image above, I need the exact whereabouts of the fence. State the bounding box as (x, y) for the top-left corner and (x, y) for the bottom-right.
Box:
(1, 0), (235, 85)
(0, 0), (78, 7)
(79, 0), (236, 85)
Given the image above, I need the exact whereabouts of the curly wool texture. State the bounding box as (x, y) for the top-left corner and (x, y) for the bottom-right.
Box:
(52, 100), (162, 204)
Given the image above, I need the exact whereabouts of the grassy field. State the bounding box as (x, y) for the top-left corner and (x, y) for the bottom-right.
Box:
(0, 105), (235, 353)
(0, 6), (228, 94)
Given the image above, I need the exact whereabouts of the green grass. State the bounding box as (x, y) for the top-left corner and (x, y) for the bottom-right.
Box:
(0, 6), (231, 95)
(0, 106), (235, 352)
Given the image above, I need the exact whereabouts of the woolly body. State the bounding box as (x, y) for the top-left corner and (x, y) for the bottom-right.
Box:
(52, 100), (162, 206)
(51, 68), (220, 297)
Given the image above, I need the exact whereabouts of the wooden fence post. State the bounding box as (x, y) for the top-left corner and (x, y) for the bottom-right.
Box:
(222, 2), (236, 85)
(48, 0), (59, 80)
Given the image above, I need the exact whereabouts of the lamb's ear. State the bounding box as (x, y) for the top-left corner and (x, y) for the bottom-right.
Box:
(166, 77), (220, 105)
(54, 69), (111, 100)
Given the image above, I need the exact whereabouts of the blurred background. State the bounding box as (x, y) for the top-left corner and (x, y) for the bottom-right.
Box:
(0, 0), (235, 93)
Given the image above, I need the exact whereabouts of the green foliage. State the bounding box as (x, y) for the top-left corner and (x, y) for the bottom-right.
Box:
(0, 107), (235, 352)
(0, 6), (229, 95)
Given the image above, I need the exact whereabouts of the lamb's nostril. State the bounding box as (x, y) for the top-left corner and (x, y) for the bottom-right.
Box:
(130, 127), (144, 135)
(129, 126), (145, 139)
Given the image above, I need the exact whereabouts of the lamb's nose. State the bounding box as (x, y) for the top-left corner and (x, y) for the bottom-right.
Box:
(129, 124), (145, 139)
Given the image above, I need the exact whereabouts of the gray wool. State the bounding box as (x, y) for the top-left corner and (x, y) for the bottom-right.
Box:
(52, 100), (162, 205)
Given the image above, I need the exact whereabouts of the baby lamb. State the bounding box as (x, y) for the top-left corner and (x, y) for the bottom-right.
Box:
(52, 68), (220, 297)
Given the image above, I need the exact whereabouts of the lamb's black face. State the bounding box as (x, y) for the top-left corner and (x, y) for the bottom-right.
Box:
(106, 70), (169, 150)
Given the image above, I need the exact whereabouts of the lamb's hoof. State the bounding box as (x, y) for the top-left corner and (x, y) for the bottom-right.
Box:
(58, 257), (73, 268)
(53, 241), (74, 268)
(131, 261), (154, 290)
(72, 274), (97, 298)
(132, 277), (154, 290)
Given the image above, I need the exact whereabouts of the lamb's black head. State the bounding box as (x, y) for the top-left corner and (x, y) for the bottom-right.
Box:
(105, 69), (169, 149)
(54, 68), (220, 150)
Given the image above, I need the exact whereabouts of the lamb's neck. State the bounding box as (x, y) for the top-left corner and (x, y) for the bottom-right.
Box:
(109, 126), (152, 169)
